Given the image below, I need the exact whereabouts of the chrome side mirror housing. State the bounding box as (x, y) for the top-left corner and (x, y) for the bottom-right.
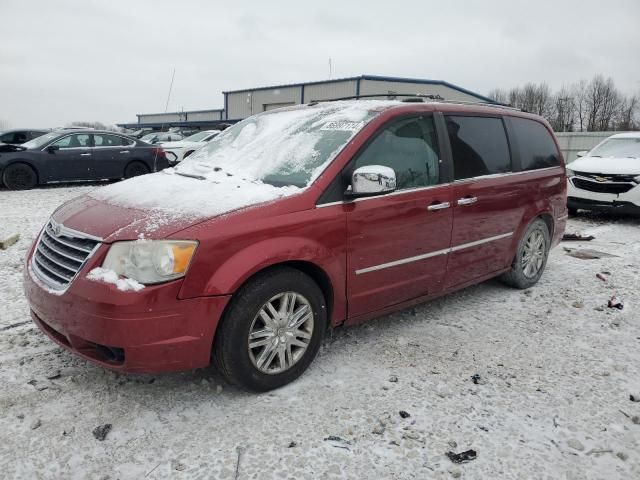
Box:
(349, 165), (396, 196)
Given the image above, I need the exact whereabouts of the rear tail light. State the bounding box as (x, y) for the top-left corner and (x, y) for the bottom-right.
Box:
(152, 147), (166, 159)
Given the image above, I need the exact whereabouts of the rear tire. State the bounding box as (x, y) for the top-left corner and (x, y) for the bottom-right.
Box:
(2, 163), (37, 190)
(124, 161), (149, 179)
(213, 267), (327, 392)
(500, 218), (551, 289)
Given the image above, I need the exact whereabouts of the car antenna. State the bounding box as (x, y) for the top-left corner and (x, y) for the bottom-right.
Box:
(154, 68), (176, 172)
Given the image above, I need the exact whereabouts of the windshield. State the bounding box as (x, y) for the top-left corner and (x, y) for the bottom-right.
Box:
(590, 137), (640, 158)
(184, 131), (213, 142)
(22, 132), (61, 149)
(140, 133), (157, 142)
(178, 101), (391, 187)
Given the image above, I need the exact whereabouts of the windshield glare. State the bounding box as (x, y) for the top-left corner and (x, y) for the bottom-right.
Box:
(179, 102), (389, 187)
(590, 137), (640, 158)
(141, 133), (157, 142)
(22, 132), (60, 149)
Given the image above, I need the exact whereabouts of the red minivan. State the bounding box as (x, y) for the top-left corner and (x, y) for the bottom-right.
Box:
(24, 100), (567, 391)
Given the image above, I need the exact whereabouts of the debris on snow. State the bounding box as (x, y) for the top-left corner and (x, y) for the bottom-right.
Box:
(46, 370), (61, 380)
(399, 411), (411, 419)
(92, 424), (112, 441)
(171, 460), (187, 472)
(446, 449), (477, 464)
(287, 441), (297, 448)
(562, 233), (595, 242)
(0, 233), (20, 250)
(324, 436), (352, 450)
(566, 438), (585, 451)
(630, 393), (640, 402)
(471, 373), (483, 385)
(596, 273), (608, 282)
(30, 419), (42, 430)
(616, 452), (629, 461)
(564, 248), (618, 260)
(607, 296), (624, 310)
(388, 375), (398, 383)
(572, 301), (585, 308)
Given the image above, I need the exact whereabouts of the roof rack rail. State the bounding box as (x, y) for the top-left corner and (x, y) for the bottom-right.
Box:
(307, 94), (521, 111)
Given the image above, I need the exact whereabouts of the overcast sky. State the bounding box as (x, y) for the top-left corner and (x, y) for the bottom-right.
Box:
(1, 0), (638, 128)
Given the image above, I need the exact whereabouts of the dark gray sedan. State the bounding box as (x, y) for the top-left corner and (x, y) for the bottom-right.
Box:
(0, 130), (169, 189)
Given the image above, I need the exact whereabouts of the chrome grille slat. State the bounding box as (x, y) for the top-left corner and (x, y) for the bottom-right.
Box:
(36, 243), (79, 273)
(44, 224), (96, 253)
(34, 252), (74, 281)
(32, 260), (68, 287)
(40, 234), (86, 262)
(31, 220), (101, 291)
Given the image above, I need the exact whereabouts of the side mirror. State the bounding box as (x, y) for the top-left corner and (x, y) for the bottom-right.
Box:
(576, 150), (588, 158)
(347, 165), (396, 197)
(46, 145), (59, 153)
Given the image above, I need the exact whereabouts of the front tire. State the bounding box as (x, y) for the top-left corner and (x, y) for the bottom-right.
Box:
(3, 163), (37, 190)
(500, 218), (551, 289)
(213, 267), (327, 392)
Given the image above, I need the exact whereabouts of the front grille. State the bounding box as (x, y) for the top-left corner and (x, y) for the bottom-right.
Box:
(571, 177), (635, 194)
(574, 171), (638, 183)
(32, 220), (100, 290)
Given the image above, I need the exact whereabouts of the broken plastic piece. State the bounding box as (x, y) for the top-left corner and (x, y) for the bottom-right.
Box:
(562, 233), (595, 241)
(607, 296), (624, 310)
(447, 449), (477, 464)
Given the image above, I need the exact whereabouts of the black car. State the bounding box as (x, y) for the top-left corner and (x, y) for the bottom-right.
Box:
(0, 129), (49, 144)
(0, 130), (168, 190)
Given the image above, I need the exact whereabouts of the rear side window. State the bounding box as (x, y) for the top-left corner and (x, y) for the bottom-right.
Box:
(353, 116), (440, 190)
(446, 116), (511, 180)
(510, 117), (560, 170)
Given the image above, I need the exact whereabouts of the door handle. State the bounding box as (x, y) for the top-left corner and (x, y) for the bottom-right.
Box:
(427, 201), (451, 211)
(119, 150), (130, 154)
(80, 153), (91, 156)
(457, 196), (478, 206)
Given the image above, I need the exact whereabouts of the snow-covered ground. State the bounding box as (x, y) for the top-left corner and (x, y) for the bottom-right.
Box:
(1, 185), (639, 479)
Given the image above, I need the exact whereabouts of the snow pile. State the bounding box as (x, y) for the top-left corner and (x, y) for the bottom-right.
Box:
(90, 101), (398, 218)
(86, 267), (145, 292)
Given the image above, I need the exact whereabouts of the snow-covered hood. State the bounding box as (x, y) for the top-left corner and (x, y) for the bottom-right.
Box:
(567, 156), (640, 175)
(160, 140), (202, 150)
(57, 169), (303, 241)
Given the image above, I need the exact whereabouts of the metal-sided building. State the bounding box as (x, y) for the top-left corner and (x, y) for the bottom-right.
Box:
(119, 74), (494, 130)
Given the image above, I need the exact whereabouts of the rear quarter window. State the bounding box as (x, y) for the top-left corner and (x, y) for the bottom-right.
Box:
(510, 117), (560, 170)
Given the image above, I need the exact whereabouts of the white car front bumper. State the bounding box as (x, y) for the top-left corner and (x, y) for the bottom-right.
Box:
(567, 174), (640, 212)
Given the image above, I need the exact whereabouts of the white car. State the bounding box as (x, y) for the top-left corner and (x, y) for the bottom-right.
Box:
(566, 132), (640, 215)
(160, 130), (220, 165)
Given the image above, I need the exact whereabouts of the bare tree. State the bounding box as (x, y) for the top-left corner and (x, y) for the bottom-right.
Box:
(487, 75), (638, 132)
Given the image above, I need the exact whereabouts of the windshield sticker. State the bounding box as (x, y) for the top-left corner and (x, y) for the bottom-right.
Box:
(320, 121), (364, 132)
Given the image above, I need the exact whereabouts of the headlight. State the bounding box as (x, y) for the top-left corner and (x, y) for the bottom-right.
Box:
(566, 168), (575, 177)
(102, 240), (197, 284)
(634, 175), (640, 184)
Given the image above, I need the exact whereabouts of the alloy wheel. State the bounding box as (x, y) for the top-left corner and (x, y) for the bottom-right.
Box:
(248, 292), (314, 375)
(521, 228), (546, 278)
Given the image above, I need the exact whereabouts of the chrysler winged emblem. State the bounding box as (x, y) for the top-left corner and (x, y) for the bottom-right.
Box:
(51, 221), (62, 237)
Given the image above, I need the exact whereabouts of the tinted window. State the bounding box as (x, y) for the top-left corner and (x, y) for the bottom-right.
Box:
(353, 117), (440, 190)
(52, 134), (91, 148)
(446, 116), (511, 180)
(510, 118), (560, 170)
(94, 134), (130, 147)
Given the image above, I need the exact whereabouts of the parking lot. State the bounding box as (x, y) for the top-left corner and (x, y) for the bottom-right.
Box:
(0, 185), (639, 479)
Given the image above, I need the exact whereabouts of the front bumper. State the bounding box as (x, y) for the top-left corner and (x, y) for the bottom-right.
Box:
(24, 257), (231, 373)
(567, 176), (640, 211)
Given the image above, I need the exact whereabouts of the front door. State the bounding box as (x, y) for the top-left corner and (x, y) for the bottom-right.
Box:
(48, 133), (93, 181)
(443, 115), (524, 288)
(346, 115), (453, 318)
